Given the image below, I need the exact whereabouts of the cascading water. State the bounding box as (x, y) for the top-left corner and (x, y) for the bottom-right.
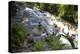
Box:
(15, 6), (78, 50)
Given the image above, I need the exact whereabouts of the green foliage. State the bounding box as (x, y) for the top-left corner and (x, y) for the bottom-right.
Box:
(46, 34), (63, 50)
(59, 5), (78, 25)
(34, 40), (44, 51)
(11, 22), (28, 49)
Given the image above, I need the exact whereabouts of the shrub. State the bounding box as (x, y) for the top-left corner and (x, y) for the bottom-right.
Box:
(34, 40), (44, 51)
(46, 34), (64, 50)
(11, 22), (28, 49)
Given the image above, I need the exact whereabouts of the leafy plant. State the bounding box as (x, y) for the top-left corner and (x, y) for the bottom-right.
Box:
(11, 22), (28, 49)
(34, 40), (44, 51)
(46, 34), (64, 50)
